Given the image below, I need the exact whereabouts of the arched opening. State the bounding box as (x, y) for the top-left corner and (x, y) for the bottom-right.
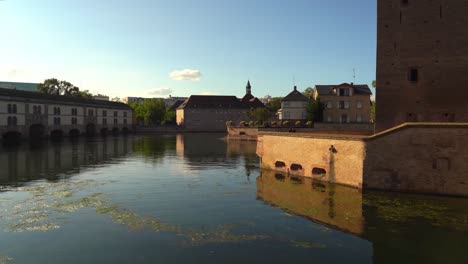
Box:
(112, 127), (119, 136)
(2, 131), (21, 145)
(50, 130), (64, 140)
(100, 128), (109, 137)
(290, 164), (303, 171)
(29, 124), (45, 141)
(275, 173), (285, 181)
(290, 175), (304, 184)
(69, 129), (80, 138)
(121, 127), (129, 135)
(312, 168), (327, 178)
(275, 161), (286, 168)
(86, 123), (96, 137)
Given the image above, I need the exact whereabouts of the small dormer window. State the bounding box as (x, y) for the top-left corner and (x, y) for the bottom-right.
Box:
(339, 88), (350, 96)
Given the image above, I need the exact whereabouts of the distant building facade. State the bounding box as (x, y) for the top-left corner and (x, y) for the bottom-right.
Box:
(0, 88), (133, 139)
(314, 83), (372, 123)
(176, 81), (264, 131)
(376, 0), (468, 132)
(0, 81), (39, 92)
(176, 95), (249, 131)
(277, 86), (309, 121)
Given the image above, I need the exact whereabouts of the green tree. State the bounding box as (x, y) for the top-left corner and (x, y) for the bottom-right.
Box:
(306, 97), (324, 122)
(111, 97), (121, 102)
(303, 87), (314, 99)
(164, 109), (176, 125)
(265, 97), (283, 112)
(38, 78), (80, 96)
(129, 99), (167, 125)
(372, 80), (376, 89)
(247, 108), (270, 123)
(37, 78), (93, 98)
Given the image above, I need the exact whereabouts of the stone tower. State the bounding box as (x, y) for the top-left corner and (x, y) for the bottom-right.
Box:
(376, 0), (468, 132)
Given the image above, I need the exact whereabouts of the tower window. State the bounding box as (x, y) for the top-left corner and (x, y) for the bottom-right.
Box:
(402, 0), (409, 6)
(408, 68), (419, 82)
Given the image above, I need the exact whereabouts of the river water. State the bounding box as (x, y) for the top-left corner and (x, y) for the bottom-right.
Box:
(0, 134), (467, 264)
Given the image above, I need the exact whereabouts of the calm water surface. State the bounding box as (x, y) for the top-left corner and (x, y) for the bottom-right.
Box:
(0, 134), (467, 264)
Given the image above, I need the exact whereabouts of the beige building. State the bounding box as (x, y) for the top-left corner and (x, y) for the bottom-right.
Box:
(314, 83), (372, 123)
(277, 86), (309, 121)
(176, 95), (249, 132)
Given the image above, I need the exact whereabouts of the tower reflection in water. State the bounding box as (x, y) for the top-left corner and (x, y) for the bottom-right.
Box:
(257, 169), (468, 264)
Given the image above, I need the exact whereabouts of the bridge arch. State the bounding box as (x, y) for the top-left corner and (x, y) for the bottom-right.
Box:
(50, 129), (64, 139)
(112, 127), (119, 136)
(86, 123), (96, 137)
(100, 128), (109, 137)
(2, 131), (21, 144)
(69, 129), (80, 138)
(29, 124), (45, 140)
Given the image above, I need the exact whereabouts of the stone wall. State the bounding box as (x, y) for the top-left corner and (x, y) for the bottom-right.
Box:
(364, 123), (468, 196)
(257, 132), (366, 188)
(258, 123), (468, 197)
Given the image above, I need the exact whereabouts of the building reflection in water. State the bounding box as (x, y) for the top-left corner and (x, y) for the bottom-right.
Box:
(257, 169), (468, 263)
(0, 137), (134, 186)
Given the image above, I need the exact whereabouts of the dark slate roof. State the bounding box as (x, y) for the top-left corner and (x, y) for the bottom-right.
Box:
(169, 100), (185, 111)
(246, 97), (265, 108)
(315, 84), (373, 96)
(241, 93), (255, 102)
(0, 87), (132, 109)
(177, 95), (249, 109)
(282, 86), (309, 102)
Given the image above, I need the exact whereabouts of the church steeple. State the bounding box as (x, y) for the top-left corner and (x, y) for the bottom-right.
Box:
(246, 80), (252, 95)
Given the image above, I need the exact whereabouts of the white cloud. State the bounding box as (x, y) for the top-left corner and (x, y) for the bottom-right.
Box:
(169, 69), (202, 81)
(148, 87), (173, 96)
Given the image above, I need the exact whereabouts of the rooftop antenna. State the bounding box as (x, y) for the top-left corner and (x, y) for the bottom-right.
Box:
(353, 68), (356, 83)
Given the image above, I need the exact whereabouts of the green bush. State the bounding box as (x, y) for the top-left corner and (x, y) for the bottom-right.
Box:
(283, 121), (290, 127)
(248, 121), (255, 127)
(295, 121), (302, 127)
(306, 121), (313, 127)
(226, 120), (233, 127)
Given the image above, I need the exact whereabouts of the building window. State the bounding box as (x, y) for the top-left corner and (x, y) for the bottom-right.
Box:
(114, 111), (118, 117)
(72, 108), (78, 116)
(124, 112), (127, 117)
(284, 112), (291, 119)
(401, 0), (409, 6)
(283, 102), (290, 107)
(327, 115), (332, 123)
(408, 68), (419, 82)
(339, 101), (345, 109)
(88, 109), (94, 116)
(114, 118), (118, 125)
(54, 117), (61, 125)
(53, 107), (61, 115)
(344, 101), (350, 109)
(339, 88), (350, 96)
(341, 114), (348, 123)
(7, 116), (17, 126)
(103, 110), (107, 117)
(7, 104), (17, 114)
(357, 101), (363, 109)
(123, 119), (127, 125)
(327, 102), (333, 109)
(33, 105), (42, 114)
(71, 117), (78, 125)
(357, 115), (363, 123)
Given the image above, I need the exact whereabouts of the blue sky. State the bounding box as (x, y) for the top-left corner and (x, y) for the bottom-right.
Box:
(0, 0), (377, 98)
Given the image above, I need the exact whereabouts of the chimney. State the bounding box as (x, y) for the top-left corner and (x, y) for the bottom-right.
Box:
(294, 86), (297, 91)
